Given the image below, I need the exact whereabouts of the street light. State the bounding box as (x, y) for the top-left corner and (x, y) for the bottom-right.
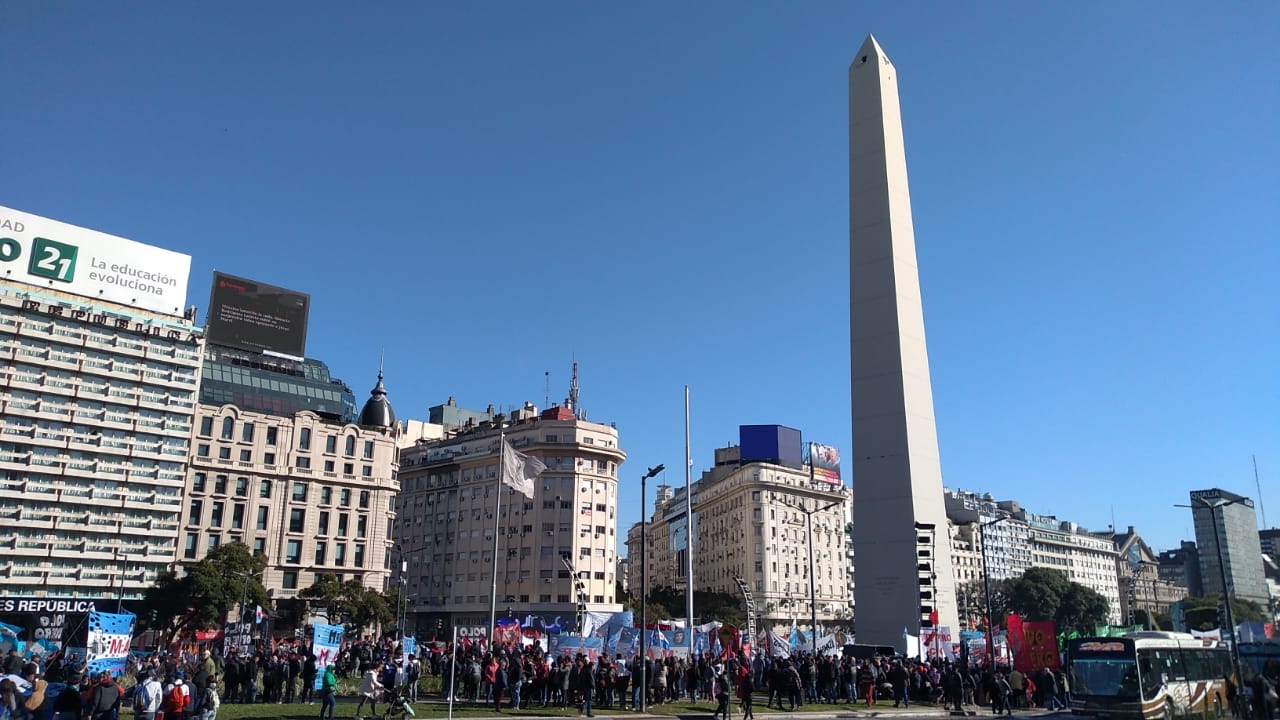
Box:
(1177, 496), (1249, 686)
(391, 542), (410, 642)
(230, 569), (265, 623)
(775, 494), (843, 654)
(979, 516), (1011, 664)
(639, 463), (664, 713)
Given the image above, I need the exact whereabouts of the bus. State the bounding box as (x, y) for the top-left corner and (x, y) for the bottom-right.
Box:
(1067, 631), (1231, 720)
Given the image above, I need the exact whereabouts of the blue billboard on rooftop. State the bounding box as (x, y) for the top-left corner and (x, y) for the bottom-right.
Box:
(739, 424), (803, 468)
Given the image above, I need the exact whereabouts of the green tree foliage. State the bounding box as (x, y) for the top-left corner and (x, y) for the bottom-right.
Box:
(639, 586), (748, 627)
(300, 574), (392, 635)
(1182, 595), (1268, 630)
(139, 542), (267, 647)
(1002, 567), (1110, 634)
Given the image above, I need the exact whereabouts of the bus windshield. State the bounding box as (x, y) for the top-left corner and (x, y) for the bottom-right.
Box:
(1071, 658), (1141, 699)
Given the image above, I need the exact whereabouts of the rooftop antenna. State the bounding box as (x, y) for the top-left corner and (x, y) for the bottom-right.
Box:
(567, 360), (581, 420)
(544, 371), (550, 411)
(1255, 455), (1267, 528)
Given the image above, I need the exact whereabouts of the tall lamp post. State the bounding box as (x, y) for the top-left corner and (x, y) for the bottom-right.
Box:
(979, 516), (1011, 664)
(1177, 496), (1248, 685)
(776, 495), (843, 653)
(231, 569), (265, 623)
(639, 464), (664, 713)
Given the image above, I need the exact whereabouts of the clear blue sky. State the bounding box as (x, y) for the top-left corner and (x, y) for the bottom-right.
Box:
(4, 3), (1277, 556)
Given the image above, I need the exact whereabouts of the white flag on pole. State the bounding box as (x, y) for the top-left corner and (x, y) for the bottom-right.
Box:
(501, 437), (545, 499)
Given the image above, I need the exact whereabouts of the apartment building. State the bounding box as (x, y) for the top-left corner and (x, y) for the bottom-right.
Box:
(395, 403), (626, 635)
(0, 206), (200, 600)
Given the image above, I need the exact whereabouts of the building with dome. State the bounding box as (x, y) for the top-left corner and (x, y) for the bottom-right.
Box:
(180, 343), (401, 614)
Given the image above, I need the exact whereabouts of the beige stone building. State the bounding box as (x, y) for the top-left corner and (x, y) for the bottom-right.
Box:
(395, 404), (626, 636)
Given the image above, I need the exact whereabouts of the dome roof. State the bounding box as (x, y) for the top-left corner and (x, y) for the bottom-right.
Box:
(358, 369), (396, 428)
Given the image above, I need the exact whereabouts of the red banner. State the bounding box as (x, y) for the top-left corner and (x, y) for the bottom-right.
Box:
(1014, 620), (1060, 672)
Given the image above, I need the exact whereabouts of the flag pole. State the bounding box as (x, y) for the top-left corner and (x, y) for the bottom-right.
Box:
(487, 431), (504, 651)
(684, 385), (694, 660)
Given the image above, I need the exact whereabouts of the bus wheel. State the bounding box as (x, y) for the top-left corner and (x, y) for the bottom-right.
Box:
(1212, 694), (1223, 719)
(1164, 699), (1175, 720)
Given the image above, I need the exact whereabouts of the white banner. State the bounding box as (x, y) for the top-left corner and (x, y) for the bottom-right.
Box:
(0, 206), (191, 316)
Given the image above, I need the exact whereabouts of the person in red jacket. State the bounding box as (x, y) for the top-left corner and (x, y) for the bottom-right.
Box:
(163, 672), (190, 719)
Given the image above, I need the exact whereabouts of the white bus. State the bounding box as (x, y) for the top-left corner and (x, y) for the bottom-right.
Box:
(1068, 631), (1231, 720)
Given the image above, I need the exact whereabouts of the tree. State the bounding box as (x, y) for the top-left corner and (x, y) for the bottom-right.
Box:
(1183, 595), (1268, 630)
(299, 574), (392, 636)
(139, 542), (267, 647)
(1002, 567), (1110, 634)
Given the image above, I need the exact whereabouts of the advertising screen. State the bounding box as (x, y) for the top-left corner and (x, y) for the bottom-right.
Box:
(804, 442), (843, 485)
(206, 271), (310, 357)
(0, 206), (191, 316)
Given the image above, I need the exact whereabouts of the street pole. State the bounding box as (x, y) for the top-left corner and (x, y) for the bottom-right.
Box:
(776, 496), (841, 654)
(980, 516), (1010, 665)
(639, 464), (664, 713)
(116, 553), (127, 614)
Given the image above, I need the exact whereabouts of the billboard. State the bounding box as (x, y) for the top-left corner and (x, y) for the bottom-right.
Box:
(804, 442), (843, 485)
(0, 206), (191, 316)
(739, 425), (803, 467)
(206, 271), (310, 357)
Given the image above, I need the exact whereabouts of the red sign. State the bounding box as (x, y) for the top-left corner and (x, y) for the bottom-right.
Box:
(1013, 620), (1060, 672)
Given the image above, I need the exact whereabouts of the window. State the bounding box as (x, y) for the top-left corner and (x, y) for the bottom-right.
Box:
(252, 538), (265, 555)
(199, 417), (213, 436)
(239, 449), (252, 462)
(235, 477), (248, 497)
(325, 436), (337, 453)
(214, 475), (227, 494)
(188, 500), (202, 525)
(323, 460), (334, 472)
(192, 473), (206, 493)
(221, 417), (234, 439)
(357, 515), (367, 538)
(282, 570), (298, 589)
(218, 447), (231, 460)
(345, 436), (356, 455)
(315, 542), (327, 564)
(298, 427), (311, 450)
(362, 466), (372, 478)
(289, 509), (305, 533)
(343, 463), (354, 475)
(363, 441), (374, 459)
(321, 487), (332, 505)
(184, 533), (197, 559)
(260, 479), (272, 498)
(286, 540), (302, 564)
(340, 489), (351, 507)
(241, 422), (254, 442)
(256, 506), (268, 531)
(196, 443), (210, 457)
(354, 544), (365, 567)
(335, 543), (346, 567)
(264, 452), (276, 465)
(210, 502), (223, 527)
(338, 513), (349, 536)
(207, 534), (220, 550)
(232, 504), (245, 529)
(318, 511), (330, 535)
(359, 490), (370, 509)
(292, 483), (307, 502)
(266, 427), (278, 445)
(296, 456), (311, 469)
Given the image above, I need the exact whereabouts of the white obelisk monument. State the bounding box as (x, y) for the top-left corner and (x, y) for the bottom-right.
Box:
(849, 34), (957, 652)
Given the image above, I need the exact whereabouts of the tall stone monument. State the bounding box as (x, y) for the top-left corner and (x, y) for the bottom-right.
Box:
(849, 34), (956, 652)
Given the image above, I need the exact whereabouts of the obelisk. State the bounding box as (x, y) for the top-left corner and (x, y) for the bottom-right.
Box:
(849, 34), (956, 652)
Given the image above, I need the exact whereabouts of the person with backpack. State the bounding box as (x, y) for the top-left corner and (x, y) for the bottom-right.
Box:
(196, 676), (221, 720)
(163, 672), (190, 720)
(133, 671), (163, 720)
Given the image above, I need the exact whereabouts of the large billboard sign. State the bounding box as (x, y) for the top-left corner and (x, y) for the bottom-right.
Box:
(206, 271), (310, 357)
(0, 206), (191, 316)
(804, 442), (843, 485)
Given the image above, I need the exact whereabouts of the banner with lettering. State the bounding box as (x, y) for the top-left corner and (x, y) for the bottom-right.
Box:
(1013, 620), (1059, 672)
(312, 623), (345, 690)
(85, 611), (135, 676)
(223, 622), (253, 658)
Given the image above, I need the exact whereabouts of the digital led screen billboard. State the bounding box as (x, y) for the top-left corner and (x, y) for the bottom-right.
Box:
(739, 424), (803, 467)
(206, 271), (310, 357)
(804, 442), (843, 485)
